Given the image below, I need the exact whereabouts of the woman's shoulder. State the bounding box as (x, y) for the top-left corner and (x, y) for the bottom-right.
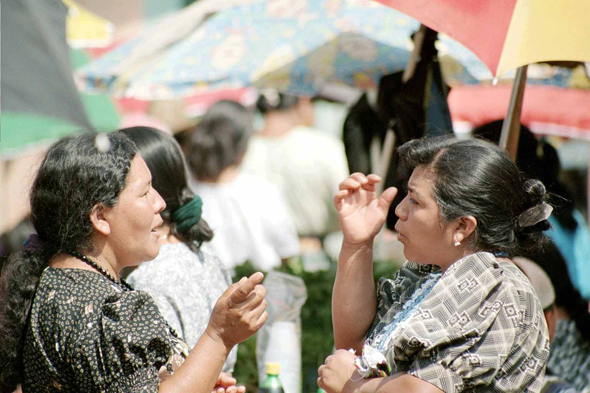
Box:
(35, 267), (159, 313)
(127, 243), (194, 284)
(37, 267), (125, 305)
(127, 243), (228, 289)
(30, 268), (165, 341)
(497, 259), (539, 298)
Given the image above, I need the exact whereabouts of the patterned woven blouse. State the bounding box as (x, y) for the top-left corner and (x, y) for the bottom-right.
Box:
(362, 252), (550, 392)
(23, 267), (186, 392)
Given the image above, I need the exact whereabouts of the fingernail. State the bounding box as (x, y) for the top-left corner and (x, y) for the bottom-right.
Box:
(239, 277), (247, 284)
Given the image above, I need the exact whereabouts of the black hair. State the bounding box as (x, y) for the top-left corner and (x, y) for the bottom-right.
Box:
(472, 120), (577, 230)
(0, 132), (137, 391)
(256, 91), (300, 114)
(0, 219), (35, 271)
(526, 241), (590, 343)
(397, 135), (551, 256)
(120, 127), (213, 249)
(187, 100), (253, 181)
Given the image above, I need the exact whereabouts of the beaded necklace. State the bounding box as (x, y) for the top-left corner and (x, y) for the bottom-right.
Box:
(68, 250), (180, 339)
(68, 250), (133, 291)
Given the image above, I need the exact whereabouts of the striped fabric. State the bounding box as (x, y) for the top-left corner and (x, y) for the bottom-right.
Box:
(365, 252), (550, 392)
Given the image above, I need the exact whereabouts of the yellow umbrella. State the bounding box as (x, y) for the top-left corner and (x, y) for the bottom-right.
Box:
(497, 0), (590, 79)
(63, 0), (114, 48)
(376, 0), (590, 159)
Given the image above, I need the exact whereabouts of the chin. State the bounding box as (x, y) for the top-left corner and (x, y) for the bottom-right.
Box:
(145, 247), (161, 262)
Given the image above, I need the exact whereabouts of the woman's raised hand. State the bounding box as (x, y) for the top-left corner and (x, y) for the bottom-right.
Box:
(334, 173), (397, 245)
(206, 272), (268, 349)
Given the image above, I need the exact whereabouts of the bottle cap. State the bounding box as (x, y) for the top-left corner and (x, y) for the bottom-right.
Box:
(265, 362), (280, 375)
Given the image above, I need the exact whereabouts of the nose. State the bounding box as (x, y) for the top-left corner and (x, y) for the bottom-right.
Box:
(395, 196), (408, 221)
(153, 188), (166, 214)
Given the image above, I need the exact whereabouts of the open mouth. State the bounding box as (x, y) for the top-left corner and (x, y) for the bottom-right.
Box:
(151, 217), (164, 233)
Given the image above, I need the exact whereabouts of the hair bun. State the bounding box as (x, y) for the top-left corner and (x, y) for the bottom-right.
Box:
(523, 179), (547, 207)
(517, 179), (552, 232)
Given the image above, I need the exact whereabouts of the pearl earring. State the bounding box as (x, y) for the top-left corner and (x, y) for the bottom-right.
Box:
(454, 240), (461, 246)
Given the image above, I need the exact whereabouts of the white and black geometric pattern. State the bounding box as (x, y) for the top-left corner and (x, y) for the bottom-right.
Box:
(365, 252), (550, 392)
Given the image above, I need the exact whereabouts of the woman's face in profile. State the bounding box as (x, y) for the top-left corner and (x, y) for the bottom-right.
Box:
(103, 155), (166, 267)
(394, 166), (456, 266)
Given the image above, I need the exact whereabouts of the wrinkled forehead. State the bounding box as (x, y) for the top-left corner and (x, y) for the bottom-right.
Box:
(123, 154), (151, 191)
(408, 165), (436, 194)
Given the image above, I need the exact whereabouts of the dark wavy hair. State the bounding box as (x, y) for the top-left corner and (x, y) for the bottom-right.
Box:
(187, 100), (253, 181)
(121, 127), (213, 250)
(397, 135), (551, 257)
(0, 132), (137, 392)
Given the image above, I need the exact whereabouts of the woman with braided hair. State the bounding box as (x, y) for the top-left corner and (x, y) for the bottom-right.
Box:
(0, 131), (267, 392)
(318, 136), (552, 392)
(121, 127), (239, 375)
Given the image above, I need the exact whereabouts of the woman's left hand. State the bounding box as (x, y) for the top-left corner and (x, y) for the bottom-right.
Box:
(211, 372), (245, 393)
(317, 349), (358, 393)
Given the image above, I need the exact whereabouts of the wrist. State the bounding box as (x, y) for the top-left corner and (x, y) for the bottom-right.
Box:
(340, 240), (374, 257)
(204, 325), (234, 354)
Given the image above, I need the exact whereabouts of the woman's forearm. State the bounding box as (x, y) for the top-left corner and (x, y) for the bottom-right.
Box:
(345, 373), (444, 393)
(159, 328), (231, 393)
(332, 241), (377, 352)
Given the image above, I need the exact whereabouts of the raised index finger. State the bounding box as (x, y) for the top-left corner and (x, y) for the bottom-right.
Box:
(230, 272), (264, 303)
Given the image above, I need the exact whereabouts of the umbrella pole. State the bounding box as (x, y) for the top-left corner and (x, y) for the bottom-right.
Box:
(402, 25), (428, 83)
(499, 65), (528, 161)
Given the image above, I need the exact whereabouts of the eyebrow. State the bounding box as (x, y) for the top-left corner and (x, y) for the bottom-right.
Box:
(407, 186), (421, 200)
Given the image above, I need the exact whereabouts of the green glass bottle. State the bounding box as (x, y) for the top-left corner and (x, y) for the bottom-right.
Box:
(259, 363), (285, 393)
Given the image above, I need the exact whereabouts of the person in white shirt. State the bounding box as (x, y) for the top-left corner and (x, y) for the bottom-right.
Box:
(187, 100), (300, 271)
(241, 92), (349, 239)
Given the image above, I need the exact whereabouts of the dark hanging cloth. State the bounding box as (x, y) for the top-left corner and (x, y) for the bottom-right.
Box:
(342, 27), (453, 230)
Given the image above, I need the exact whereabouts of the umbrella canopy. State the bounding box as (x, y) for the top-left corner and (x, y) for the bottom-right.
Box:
(64, 0), (114, 48)
(76, 0), (479, 99)
(0, 0), (120, 158)
(375, 0), (590, 78)
(0, 113), (85, 158)
(449, 84), (590, 140)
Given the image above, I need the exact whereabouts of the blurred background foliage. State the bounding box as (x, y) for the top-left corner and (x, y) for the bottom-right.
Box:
(231, 257), (400, 392)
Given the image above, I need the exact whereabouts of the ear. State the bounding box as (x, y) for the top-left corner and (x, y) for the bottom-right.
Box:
(452, 215), (477, 244)
(89, 203), (111, 236)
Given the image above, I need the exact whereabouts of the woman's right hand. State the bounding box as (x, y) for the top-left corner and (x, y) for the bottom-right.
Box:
(206, 272), (268, 349)
(334, 173), (397, 245)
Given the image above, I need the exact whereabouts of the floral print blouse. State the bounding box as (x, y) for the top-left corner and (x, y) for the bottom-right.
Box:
(23, 267), (186, 392)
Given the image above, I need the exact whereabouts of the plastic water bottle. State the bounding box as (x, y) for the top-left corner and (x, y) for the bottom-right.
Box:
(259, 363), (285, 393)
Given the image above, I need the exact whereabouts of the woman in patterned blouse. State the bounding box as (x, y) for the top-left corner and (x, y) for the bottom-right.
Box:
(318, 136), (552, 392)
(0, 132), (268, 392)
